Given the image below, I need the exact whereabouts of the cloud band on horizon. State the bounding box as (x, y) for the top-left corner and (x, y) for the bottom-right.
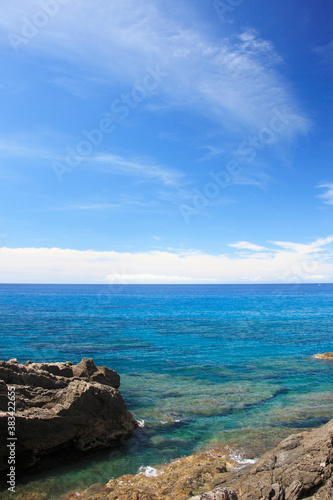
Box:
(0, 236), (332, 284)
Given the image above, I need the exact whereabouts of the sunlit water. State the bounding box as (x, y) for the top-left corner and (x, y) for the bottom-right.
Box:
(0, 284), (332, 498)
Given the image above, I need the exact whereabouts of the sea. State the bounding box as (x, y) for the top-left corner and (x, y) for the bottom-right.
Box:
(0, 283), (333, 498)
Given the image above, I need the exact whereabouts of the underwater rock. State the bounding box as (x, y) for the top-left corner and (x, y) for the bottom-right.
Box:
(314, 352), (333, 360)
(0, 358), (137, 472)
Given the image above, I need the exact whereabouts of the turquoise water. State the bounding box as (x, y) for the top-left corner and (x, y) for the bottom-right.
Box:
(0, 283), (333, 498)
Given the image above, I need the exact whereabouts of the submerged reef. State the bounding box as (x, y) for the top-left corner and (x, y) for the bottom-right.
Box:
(1, 356), (333, 499)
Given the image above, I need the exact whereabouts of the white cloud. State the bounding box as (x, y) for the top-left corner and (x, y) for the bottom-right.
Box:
(229, 241), (269, 251)
(317, 184), (333, 205)
(0, 1), (309, 135)
(106, 273), (193, 282)
(243, 275), (263, 282)
(271, 236), (333, 255)
(0, 236), (332, 284)
(304, 275), (325, 281)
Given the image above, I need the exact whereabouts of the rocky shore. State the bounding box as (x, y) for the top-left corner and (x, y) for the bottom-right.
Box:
(62, 450), (239, 500)
(1, 356), (332, 499)
(0, 358), (138, 472)
(62, 418), (333, 499)
(61, 352), (333, 500)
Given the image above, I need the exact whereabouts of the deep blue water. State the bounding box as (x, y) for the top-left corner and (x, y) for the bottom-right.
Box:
(0, 283), (333, 498)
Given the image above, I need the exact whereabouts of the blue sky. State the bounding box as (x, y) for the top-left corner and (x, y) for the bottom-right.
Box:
(0, 0), (332, 283)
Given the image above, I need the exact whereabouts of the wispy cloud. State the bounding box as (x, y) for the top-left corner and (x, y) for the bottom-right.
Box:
(196, 146), (225, 163)
(51, 75), (100, 98)
(271, 236), (333, 255)
(317, 184), (333, 206)
(0, 136), (185, 189)
(0, 1), (309, 135)
(91, 153), (184, 186)
(67, 203), (122, 211)
(0, 236), (332, 284)
(230, 237), (333, 267)
(22, 196), (153, 213)
(0, 139), (52, 159)
(313, 40), (333, 67)
(60, 199), (151, 212)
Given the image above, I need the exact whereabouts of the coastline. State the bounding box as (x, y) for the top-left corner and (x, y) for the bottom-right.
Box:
(1, 355), (332, 499)
(60, 418), (333, 500)
(0, 420), (307, 499)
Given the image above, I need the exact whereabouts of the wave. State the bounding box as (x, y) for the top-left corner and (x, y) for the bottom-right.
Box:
(137, 466), (163, 477)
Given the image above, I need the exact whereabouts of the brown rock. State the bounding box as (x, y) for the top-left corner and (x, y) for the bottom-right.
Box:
(72, 358), (121, 388)
(314, 352), (333, 360)
(61, 451), (236, 500)
(285, 480), (303, 499)
(0, 358), (137, 472)
(269, 483), (284, 500)
(221, 418), (333, 499)
(200, 488), (239, 499)
(83, 483), (106, 495)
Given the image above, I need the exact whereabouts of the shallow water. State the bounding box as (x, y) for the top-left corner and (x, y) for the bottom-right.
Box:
(0, 284), (332, 498)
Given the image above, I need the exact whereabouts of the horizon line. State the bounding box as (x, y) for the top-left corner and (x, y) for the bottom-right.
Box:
(0, 283), (331, 286)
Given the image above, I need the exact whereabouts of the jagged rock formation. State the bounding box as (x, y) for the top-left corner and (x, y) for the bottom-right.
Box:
(199, 418), (333, 500)
(0, 358), (138, 472)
